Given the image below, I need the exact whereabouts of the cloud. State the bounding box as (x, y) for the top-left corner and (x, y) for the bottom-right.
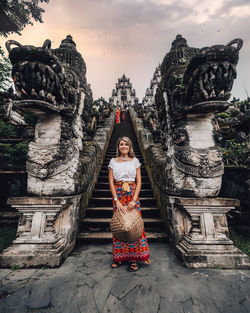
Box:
(0, 0), (249, 100)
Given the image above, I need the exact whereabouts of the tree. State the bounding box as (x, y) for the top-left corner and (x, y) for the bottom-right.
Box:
(0, 46), (11, 93)
(0, 0), (49, 37)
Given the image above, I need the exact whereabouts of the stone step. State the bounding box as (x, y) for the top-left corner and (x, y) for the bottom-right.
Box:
(0, 212), (19, 224)
(100, 169), (148, 176)
(77, 232), (169, 243)
(104, 154), (143, 160)
(106, 148), (141, 152)
(92, 189), (153, 197)
(77, 113), (166, 244)
(94, 182), (152, 189)
(89, 197), (157, 207)
(97, 175), (150, 183)
(81, 217), (164, 230)
(102, 157), (145, 166)
(85, 206), (160, 218)
(98, 174), (149, 179)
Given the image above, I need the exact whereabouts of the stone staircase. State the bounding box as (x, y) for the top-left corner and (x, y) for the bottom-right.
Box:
(77, 111), (168, 243)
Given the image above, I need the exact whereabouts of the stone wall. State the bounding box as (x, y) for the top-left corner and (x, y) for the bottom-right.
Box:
(129, 108), (170, 230)
(78, 112), (115, 221)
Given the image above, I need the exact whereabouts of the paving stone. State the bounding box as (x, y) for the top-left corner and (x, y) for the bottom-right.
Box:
(241, 296), (250, 312)
(4, 286), (29, 313)
(94, 276), (116, 313)
(158, 297), (188, 313)
(75, 284), (97, 313)
(103, 294), (129, 313)
(27, 280), (51, 310)
(89, 268), (113, 281)
(0, 243), (249, 313)
(50, 282), (81, 313)
(121, 285), (141, 311)
(133, 285), (160, 313)
(0, 269), (11, 281)
(6, 269), (37, 282)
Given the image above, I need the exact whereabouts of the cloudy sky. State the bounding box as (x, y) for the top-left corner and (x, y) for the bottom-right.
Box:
(1, 0), (249, 101)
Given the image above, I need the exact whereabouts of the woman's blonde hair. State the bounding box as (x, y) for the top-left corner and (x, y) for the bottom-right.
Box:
(116, 136), (135, 158)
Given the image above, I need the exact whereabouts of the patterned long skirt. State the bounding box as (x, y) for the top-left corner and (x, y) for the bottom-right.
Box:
(112, 183), (150, 263)
(115, 110), (120, 124)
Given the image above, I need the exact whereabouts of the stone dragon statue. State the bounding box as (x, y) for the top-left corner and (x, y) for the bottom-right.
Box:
(155, 34), (243, 197)
(5, 35), (95, 195)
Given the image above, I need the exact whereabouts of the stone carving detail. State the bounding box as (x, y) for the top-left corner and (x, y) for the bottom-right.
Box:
(1, 36), (115, 268)
(26, 139), (78, 179)
(5, 35), (93, 195)
(138, 65), (162, 142)
(183, 39), (243, 107)
(174, 145), (224, 178)
(93, 97), (113, 125)
(152, 34), (243, 197)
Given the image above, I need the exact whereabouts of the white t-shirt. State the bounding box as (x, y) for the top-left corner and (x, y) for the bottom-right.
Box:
(108, 157), (141, 182)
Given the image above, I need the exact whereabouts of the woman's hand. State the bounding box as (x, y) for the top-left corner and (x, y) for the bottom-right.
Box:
(116, 200), (126, 214)
(127, 199), (136, 211)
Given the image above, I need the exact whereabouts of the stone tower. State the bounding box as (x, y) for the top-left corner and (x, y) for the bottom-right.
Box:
(110, 74), (138, 108)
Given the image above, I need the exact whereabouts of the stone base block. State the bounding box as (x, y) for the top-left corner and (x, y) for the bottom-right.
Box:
(0, 195), (83, 268)
(167, 196), (250, 269)
(0, 238), (75, 268)
(176, 237), (250, 269)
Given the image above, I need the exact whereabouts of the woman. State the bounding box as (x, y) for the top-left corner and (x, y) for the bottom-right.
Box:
(108, 136), (150, 271)
(115, 108), (120, 124)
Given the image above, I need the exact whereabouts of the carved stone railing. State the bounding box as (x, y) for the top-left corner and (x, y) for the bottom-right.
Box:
(130, 35), (249, 268)
(0, 36), (114, 268)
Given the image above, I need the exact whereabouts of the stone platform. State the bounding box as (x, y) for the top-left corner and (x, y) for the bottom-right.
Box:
(0, 243), (249, 313)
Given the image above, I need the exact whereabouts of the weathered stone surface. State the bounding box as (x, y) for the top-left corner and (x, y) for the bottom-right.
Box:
(0, 244), (249, 313)
(130, 106), (249, 269)
(134, 35), (243, 198)
(1, 37), (115, 267)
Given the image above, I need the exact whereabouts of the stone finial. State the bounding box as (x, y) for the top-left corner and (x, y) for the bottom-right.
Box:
(59, 34), (76, 50)
(171, 34), (188, 50)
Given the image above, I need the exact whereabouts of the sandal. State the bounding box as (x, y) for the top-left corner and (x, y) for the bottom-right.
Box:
(144, 259), (151, 265)
(128, 261), (139, 272)
(111, 261), (123, 268)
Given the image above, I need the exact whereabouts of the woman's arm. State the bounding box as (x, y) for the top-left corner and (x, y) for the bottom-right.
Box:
(108, 168), (117, 199)
(108, 168), (125, 213)
(127, 167), (141, 210)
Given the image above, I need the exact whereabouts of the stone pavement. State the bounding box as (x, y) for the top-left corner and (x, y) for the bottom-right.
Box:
(0, 243), (249, 313)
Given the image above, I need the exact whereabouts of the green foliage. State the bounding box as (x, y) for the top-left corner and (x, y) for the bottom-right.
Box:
(0, 225), (17, 253)
(229, 228), (250, 257)
(0, 141), (28, 164)
(11, 264), (20, 271)
(0, 46), (12, 93)
(221, 139), (248, 167)
(217, 112), (230, 119)
(0, 0), (50, 37)
(23, 113), (37, 126)
(174, 74), (185, 89)
(0, 120), (17, 138)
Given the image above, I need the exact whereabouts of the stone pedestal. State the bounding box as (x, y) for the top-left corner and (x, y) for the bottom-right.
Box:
(167, 196), (250, 269)
(0, 195), (82, 268)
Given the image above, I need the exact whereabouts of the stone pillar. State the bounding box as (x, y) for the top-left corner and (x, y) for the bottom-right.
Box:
(167, 196), (250, 268)
(0, 196), (81, 267)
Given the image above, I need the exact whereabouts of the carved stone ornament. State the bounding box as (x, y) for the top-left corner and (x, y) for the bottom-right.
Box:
(174, 144), (224, 178)
(26, 139), (78, 179)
